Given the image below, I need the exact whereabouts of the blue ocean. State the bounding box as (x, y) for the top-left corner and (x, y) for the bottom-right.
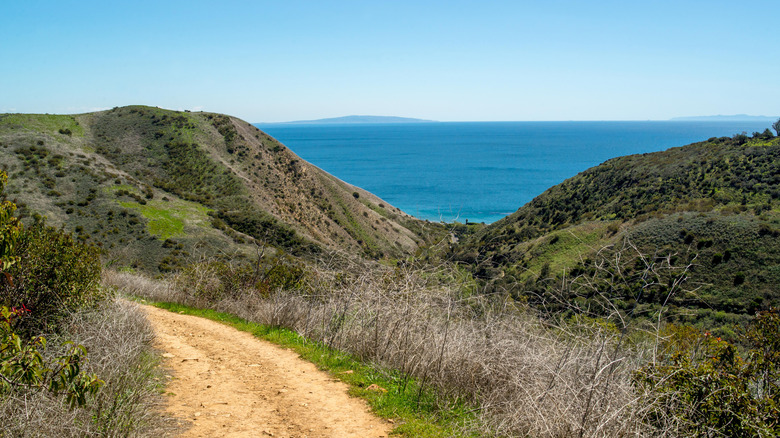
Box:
(255, 121), (773, 224)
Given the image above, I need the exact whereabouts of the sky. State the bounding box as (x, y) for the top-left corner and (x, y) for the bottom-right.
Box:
(1, 1), (778, 122)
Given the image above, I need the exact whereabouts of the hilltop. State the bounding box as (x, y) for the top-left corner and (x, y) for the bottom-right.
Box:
(0, 106), (437, 272)
(451, 130), (780, 337)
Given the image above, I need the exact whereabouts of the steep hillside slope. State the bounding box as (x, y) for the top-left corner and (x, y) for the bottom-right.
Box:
(453, 132), (780, 336)
(0, 106), (432, 272)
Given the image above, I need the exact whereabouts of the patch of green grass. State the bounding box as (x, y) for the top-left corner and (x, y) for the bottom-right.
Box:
(365, 200), (393, 219)
(136, 299), (482, 438)
(117, 198), (212, 240)
(515, 221), (616, 282)
(119, 202), (183, 239)
(0, 114), (84, 137)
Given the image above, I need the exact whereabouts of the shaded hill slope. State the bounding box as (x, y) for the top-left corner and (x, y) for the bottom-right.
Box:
(0, 106), (433, 272)
(453, 132), (780, 336)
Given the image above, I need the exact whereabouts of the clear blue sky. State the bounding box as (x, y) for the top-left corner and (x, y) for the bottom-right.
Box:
(1, 1), (778, 122)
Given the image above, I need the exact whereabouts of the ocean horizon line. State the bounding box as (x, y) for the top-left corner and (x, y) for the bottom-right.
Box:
(257, 116), (778, 125)
(258, 119), (775, 224)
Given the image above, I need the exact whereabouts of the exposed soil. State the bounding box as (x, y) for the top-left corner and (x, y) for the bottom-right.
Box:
(141, 305), (391, 438)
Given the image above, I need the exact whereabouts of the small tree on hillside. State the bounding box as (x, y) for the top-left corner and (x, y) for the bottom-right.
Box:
(772, 118), (780, 136)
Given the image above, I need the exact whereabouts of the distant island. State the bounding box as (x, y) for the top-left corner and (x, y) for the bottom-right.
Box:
(669, 114), (777, 122)
(260, 115), (437, 125)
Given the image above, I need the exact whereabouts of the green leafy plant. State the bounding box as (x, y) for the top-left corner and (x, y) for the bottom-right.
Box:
(0, 170), (21, 274)
(634, 311), (780, 436)
(744, 308), (780, 404)
(3, 220), (103, 335)
(0, 169), (102, 407)
(1, 305), (103, 408)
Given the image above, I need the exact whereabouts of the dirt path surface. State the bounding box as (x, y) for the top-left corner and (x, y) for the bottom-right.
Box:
(140, 305), (391, 438)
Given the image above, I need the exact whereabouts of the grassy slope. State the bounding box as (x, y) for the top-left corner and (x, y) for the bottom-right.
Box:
(0, 106), (435, 272)
(453, 133), (780, 336)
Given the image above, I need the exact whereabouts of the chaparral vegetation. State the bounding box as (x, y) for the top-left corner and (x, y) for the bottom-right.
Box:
(1, 107), (779, 437)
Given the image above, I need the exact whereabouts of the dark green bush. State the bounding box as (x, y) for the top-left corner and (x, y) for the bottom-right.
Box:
(1, 221), (103, 335)
(0, 169), (104, 408)
(635, 311), (780, 436)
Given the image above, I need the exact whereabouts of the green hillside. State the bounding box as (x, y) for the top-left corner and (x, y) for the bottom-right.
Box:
(0, 106), (435, 272)
(4, 108), (779, 436)
(452, 132), (780, 337)
(3, 107), (777, 337)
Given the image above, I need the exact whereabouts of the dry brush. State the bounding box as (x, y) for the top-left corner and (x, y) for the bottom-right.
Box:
(105, 245), (689, 437)
(0, 296), (167, 437)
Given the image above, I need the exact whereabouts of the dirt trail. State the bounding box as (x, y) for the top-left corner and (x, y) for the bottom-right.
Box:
(140, 305), (391, 438)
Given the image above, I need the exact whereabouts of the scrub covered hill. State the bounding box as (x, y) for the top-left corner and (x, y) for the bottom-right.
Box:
(0, 106), (433, 272)
(453, 131), (780, 337)
(3, 106), (778, 336)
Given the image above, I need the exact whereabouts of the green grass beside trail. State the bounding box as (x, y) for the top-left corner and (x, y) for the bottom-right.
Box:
(136, 299), (482, 438)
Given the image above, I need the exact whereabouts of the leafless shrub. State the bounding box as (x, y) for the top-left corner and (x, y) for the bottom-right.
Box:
(0, 295), (166, 437)
(104, 270), (177, 303)
(106, 244), (694, 437)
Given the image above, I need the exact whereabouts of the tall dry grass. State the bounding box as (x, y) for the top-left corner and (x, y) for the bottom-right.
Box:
(104, 247), (679, 437)
(0, 296), (167, 437)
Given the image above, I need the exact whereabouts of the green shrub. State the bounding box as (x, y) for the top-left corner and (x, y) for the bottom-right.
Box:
(1, 220), (103, 335)
(0, 171), (22, 273)
(635, 312), (780, 436)
(1, 306), (102, 407)
(0, 170), (101, 407)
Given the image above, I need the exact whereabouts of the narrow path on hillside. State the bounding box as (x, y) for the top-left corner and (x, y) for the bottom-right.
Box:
(140, 305), (391, 438)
